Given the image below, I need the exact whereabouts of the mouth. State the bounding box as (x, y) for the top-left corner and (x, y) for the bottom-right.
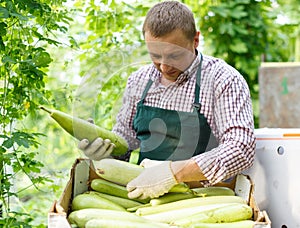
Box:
(168, 69), (182, 77)
(154, 63), (181, 78)
(166, 70), (178, 75)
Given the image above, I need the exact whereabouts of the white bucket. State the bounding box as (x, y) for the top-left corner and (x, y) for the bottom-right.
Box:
(244, 128), (300, 228)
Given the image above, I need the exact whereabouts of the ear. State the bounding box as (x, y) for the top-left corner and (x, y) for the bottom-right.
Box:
(194, 31), (200, 49)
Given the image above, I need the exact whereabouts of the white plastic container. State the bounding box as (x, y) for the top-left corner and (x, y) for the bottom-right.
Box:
(245, 128), (300, 228)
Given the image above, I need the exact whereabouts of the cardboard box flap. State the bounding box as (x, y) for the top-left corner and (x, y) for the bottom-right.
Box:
(234, 174), (253, 204)
(73, 159), (91, 198)
(254, 210), (272, 228)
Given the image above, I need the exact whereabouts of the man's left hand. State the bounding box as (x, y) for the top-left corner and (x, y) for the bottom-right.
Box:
(126, 160), (178, 199)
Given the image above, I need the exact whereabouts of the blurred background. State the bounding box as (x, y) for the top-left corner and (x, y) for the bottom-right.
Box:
(0, 0), (299, 226)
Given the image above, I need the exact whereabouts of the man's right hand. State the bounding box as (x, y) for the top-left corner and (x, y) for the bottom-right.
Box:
(78, 137), (115, 160)
(77, 118), (115, 160)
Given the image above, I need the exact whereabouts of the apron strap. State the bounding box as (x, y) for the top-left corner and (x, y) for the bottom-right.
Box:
(141, 53), (203, 107)
(140, 79), (154, 104)
(193, 53), (203, 111)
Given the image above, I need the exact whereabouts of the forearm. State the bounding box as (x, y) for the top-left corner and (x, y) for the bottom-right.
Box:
(193, 137), (255, 186)
(173, 159), (207, 183)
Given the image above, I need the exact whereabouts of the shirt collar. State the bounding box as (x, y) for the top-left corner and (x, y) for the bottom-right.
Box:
(175, 50), (200, 85)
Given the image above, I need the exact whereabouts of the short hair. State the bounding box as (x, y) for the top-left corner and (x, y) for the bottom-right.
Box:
(142, 1), (197, 41)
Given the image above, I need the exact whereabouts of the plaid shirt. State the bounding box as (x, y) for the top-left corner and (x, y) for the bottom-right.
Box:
(113, 53), (256, 185)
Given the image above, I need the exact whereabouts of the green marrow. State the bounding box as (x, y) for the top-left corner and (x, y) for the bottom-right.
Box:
(40, 106), (128, 156)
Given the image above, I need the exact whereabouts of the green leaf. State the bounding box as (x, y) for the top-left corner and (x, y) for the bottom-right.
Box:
(211, 5), (229, 18)
(0, 36), (5, 51)
(232, 24), (248, 35)
(10, 12), (29, 21)
(2, 56), (17, 64)
(0, 146), (6, 153)
(42, 38), (62, 46)
(0, 22), (7, 36)
(69, 36), (79, 49)
(15, 137), (29, 148)
(0, 7), (9, 18)
(3, 138), (14, 149)
(33, 51), (52, 67)
(32, 30), (43, 39)
(219, 23), (235, 36)
(229, 41), (248, 53)
(230, 6), (248, 19)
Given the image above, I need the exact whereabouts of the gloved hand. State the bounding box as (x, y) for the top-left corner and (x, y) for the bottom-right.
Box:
(77, 118), (115, 160)
(139, 158), (166, 168)
(127, 159), (189, 199)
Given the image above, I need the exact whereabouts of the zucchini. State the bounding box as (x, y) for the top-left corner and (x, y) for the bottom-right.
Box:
(169, 182), (192, 193)
(172, 203), (253, 227)
(68, 208), (146, 228)
(149, 186), (235, 206)
(150, 192), (196, 206)
(85, 218), (169, 228)
(93, 158), (143, 186)
(92, 159), (191, 195)
(90, 178), (149, 204)
(142, 203), (238, 223)
(126, 203), (151, 212)
(71, 192), (125, 211)
(85, 191), (143, 209)
(136, 195), (247, 216)
(191, 186), (235, 197)
(40, 106), (128, 156)
(190, 220), (255, 228)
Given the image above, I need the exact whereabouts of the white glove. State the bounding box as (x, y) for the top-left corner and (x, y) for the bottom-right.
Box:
(77, 118), (115, 160)
(140, 158), (166, 168)
(78, 137), (115, 160)
(127, 160), (189, 199)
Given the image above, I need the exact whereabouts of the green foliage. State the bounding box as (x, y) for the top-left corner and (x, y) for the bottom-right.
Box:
(198, 0), (269, 86)
(0, 0), (74, 226)
(71, 0), (152, 127)
(265, 0), (300, 61)
(186, 0), (296, 127)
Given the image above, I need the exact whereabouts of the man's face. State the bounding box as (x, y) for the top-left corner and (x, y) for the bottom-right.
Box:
(145, 29), (199, 82)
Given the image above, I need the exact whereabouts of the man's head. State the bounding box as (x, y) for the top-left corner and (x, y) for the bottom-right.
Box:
(143, 1), (200, 82)
(142, 1), (197, 41)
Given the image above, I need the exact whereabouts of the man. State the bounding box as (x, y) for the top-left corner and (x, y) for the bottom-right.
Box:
(79, 1), (256, 200)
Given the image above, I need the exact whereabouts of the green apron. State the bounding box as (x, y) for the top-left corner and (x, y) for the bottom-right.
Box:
(132, 53), (211, 163)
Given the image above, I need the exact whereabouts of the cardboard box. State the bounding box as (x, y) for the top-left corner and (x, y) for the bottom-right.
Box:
(48, 158), (271, 228)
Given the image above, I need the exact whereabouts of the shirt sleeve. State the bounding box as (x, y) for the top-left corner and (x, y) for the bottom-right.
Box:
(192, 62), (256, 186)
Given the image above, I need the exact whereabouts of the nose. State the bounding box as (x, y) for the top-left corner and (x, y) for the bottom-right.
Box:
(159, 63), (172, 73)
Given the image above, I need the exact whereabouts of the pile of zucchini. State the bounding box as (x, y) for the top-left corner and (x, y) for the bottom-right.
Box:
(68, 159), (255, 228)
(40, 107), (255, 227)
